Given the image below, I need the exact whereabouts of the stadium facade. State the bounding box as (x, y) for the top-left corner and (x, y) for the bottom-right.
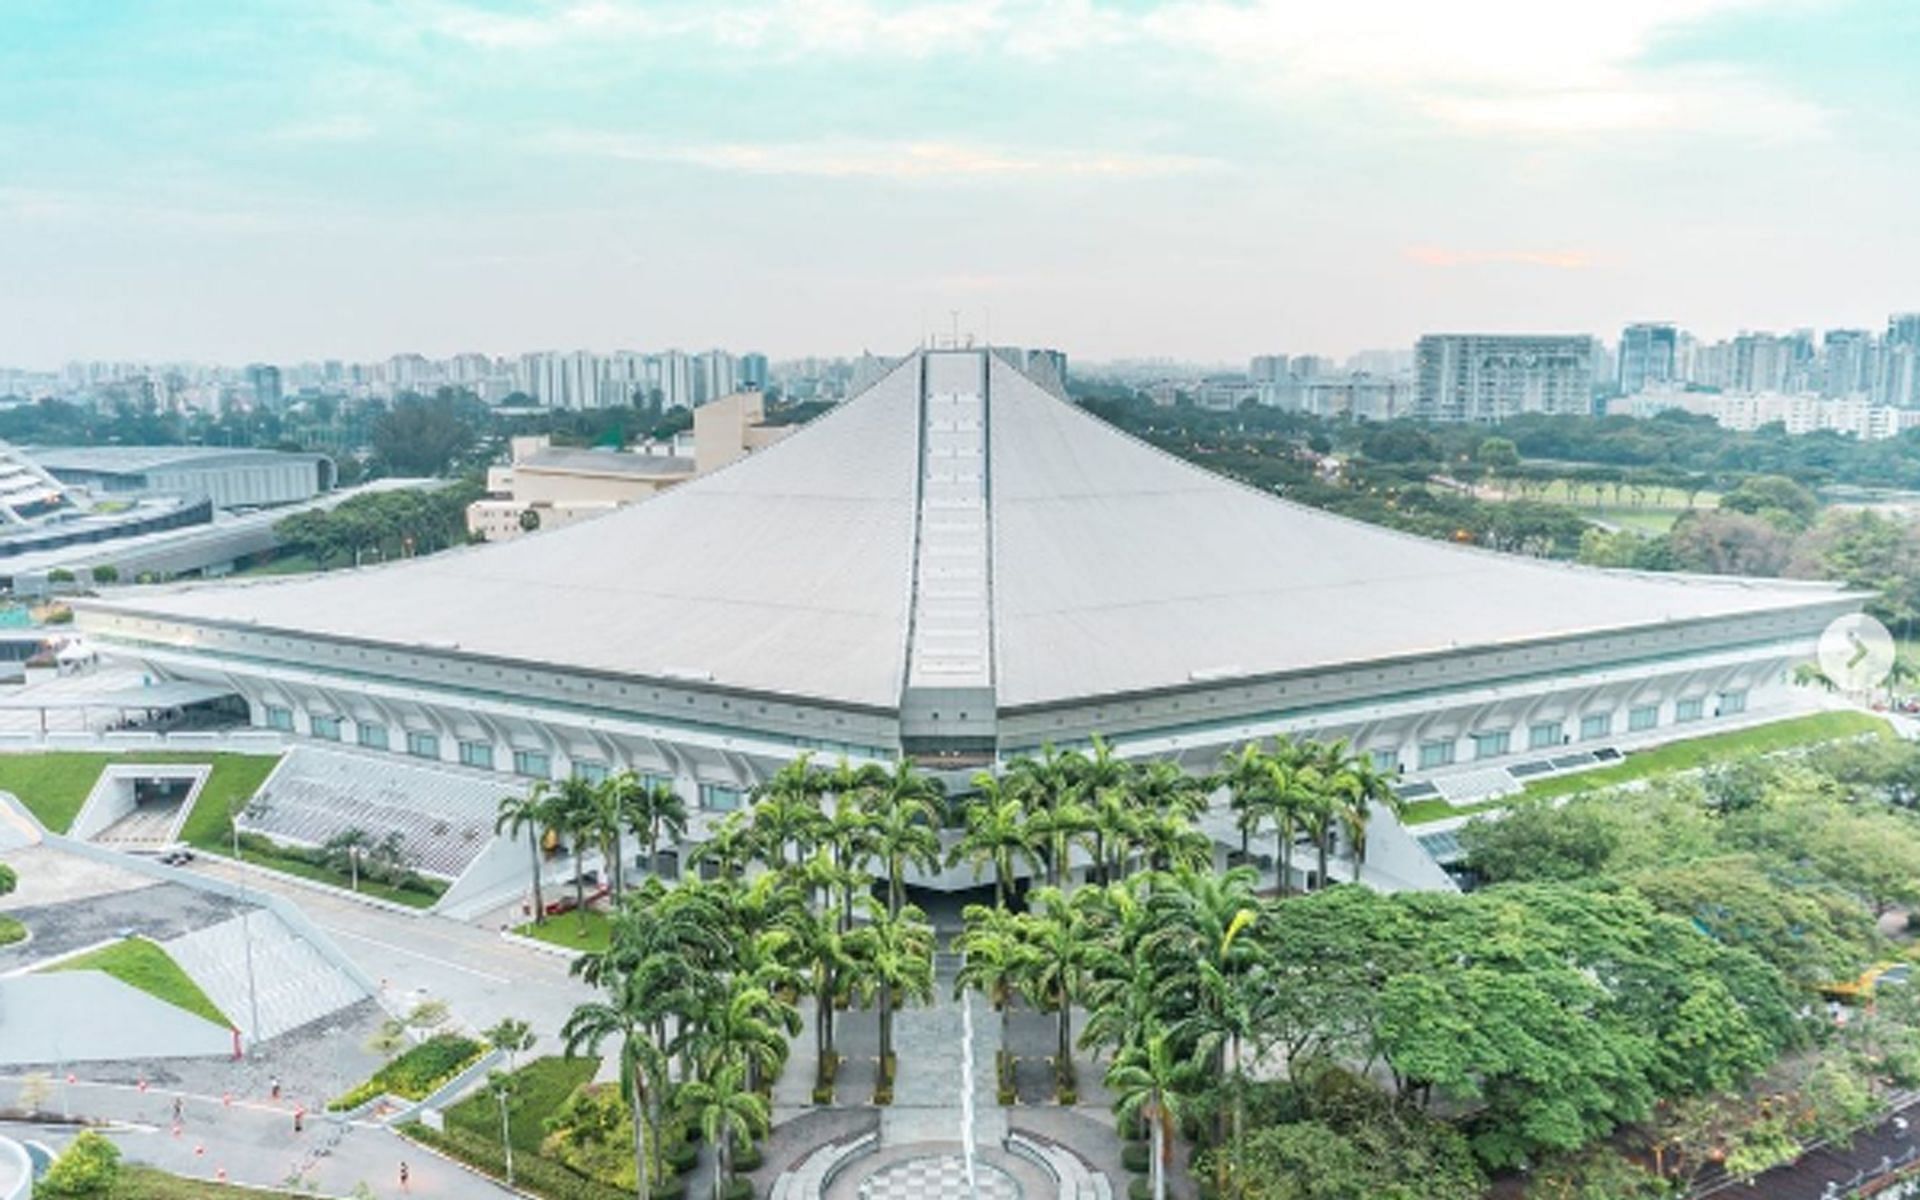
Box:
(73, 349), (1857, 822)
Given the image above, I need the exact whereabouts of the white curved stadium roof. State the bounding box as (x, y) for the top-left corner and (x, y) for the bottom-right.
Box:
(87, 350), (1849, 711)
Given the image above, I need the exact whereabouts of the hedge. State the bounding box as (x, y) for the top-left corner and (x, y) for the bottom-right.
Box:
(1121, 1141), (1150, 1174)
(403, 1121), (641, 1200)
(332, 1034), (483, 1110)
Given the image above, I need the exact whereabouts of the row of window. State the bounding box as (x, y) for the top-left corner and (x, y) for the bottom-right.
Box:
(262, 706), (742, 808)
(1389, 690), (1748, 772)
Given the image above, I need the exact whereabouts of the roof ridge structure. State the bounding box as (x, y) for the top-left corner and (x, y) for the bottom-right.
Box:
(75, 347), (1857, 726)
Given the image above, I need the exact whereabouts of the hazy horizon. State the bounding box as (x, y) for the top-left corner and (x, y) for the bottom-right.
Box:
(3, 0), (1915, 368)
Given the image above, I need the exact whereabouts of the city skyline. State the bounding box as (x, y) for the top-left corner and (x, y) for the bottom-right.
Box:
(3, 1), (1917, 366)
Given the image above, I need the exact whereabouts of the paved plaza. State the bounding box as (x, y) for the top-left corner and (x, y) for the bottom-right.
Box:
(858, 1154), (1021, 1200)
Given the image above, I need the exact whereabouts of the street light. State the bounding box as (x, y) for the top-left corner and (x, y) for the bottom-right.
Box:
(488, 1070), (515, 1188)
(229, 800), (263, 1051)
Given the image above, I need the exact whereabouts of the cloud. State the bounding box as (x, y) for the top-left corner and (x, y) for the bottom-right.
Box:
(538, 131), (1218, 179)
(1405, 246), (1597, 270)
(269, 115), (378, 144)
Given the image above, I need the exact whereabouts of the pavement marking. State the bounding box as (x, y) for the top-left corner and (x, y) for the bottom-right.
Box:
(323, 928), (513, 984)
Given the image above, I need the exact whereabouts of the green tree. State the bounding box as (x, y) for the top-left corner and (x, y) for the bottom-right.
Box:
(676, 1061), (768, 1200)
(40, 1130), (122, 1197)
(866, 758), (943, 916)
(950, 774), (1039, 909)
(846, 899), (935, 1093)
(495, 783), (555, 924)
(1106, 1029), (1203, 1200)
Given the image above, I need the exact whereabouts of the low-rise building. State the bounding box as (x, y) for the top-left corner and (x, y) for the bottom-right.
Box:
(467, 389), (797, 540)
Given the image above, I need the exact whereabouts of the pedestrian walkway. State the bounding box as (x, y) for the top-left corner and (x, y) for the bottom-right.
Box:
(164, 911), (367, 1042)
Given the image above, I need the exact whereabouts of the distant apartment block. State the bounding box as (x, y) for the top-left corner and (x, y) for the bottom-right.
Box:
(1414, 334), (1597, 422)
(1617, 323), (1677, 395)
(1622, 387), (1920, 440)
(1258, 374), (1409, 420)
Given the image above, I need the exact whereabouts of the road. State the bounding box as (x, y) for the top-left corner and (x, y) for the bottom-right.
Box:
(186, 857), (594, 1048)
(0, 1077), (515, 1199)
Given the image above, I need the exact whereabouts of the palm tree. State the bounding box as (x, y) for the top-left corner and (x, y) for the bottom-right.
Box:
(683, 980), (789, 1097)
(551, 775), (603, 930)
(954, 904), (1038, 1096)
(584, 776), (631, 899)
(1134, 813), (1214, 876)
(846, 898), (935, 1092)
(1005, 745), (1084, 887)
(950, 775), (1039, 909)
(495, 783), (554, 923)
(1106, 1028), (1202, 1200)
(796, 903), (856, 1084)
(1019, 887), (1096, 1091)
(688, 811), (756, 879)
(1328, 745), (1399, 883)
(1220, 742), (1272, 863)
(867, 758), (944, 916)
(749, 756), (828, 873)
(562, 975), (669, 1200)
(677, 1061), (768, 1200)
(821, 773), (878, 929)
(1264, 741), (1321, 897)
(629, 771), (691, 875)
(1084, 786), (1142, 884)
(322, 826), (374, 892)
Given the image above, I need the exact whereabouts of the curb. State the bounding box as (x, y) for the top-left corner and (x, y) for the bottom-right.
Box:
(497, 929), (584, 959)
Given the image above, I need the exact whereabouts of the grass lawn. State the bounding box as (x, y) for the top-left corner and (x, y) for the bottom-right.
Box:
(46, 936), (230, 1028)
(446, 1056), (598, 1155)
(1404, 711), (1893, 827)
(0, 915), (25, 945)
(514, 910), (612, 953)
(105, 1166), (301, 1198)
(230, 835), (444, 909)
(0, 751), (279, 836)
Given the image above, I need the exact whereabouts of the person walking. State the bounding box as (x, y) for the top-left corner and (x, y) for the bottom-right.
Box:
(398, 1161), (410, 1192)
(172, 1095), (184, 1123)
(292, 1105), (304, 1134)
(270, 1075), (281, 1101)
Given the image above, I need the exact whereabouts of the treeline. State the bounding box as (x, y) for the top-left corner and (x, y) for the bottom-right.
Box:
(271, 481), (482, 569)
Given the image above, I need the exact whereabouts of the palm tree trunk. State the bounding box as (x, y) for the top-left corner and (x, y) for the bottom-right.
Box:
(1151, 1108), (1166, 1200)
(629, 1068), (650, 1200)
(890, 860), (903, 918)
(1350, 828), (1365, 883)
(1057, 991), (1072, 1083)
(574, 838), (588, 932)
(880, 983), (893, 1076)
(527, 830), (545, 924)
(1315, 831), (1329, 893)
(1276, 821), (1291, 897)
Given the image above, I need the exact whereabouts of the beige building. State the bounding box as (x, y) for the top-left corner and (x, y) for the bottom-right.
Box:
(467, 390), (796, 541)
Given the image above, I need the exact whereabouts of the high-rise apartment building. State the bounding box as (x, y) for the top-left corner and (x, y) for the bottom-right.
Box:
(739, 352), (769, 391)
(1821, 330), (1874, 398)
(1413, 334), (1596, 423)
(1617, 323), (1677, 395)
(1249, 355), (1288, 383)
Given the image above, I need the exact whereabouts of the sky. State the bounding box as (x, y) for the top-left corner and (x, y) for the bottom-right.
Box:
(1, 0), (1916, 367)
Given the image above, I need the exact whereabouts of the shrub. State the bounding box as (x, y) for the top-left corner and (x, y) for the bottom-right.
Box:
(332, 1033), (483, 1110)
(40, 1130), (121, 1196)
(721, 1178), (754, 1200)
(732, 1143), (762, 1172)
(1128, 1177), (1153, 1200)
(667, 1139), (699, 1173)
(403, 1121), (632, 1200)
(90, 565), (119, 584)
(997, 1084), (1017, 1106)
(0, 915), (25, 946)
(1121, 1141), (1150, 1173)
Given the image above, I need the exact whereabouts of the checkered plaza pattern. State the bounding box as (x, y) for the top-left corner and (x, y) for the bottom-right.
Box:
(857, 1156), (1021, 1200)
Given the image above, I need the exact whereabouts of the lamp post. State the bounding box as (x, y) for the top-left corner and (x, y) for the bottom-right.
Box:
(230, 804), (263, 1051)
(490, 1070), (515, 1188)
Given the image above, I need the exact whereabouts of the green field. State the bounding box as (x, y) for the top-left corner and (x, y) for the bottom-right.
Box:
(232, 835), (443, 909)
(514, 910), (612, 952)
(47, 936), (231, 1027)
(1403, 710), (1893, 827)
(1481, 477), (1718, 535)
(0, 751), (279, 836)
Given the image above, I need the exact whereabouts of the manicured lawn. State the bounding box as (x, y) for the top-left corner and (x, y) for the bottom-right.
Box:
(1403, 711), (1893, 827)
(515, 910), (612, 953)
(231, 551), (323, 578)
(331, 1033), (486, 1110)
(446, 1055), (598, 1155)
(0, 751), (279, 836)
(46, 936), (230, 1028)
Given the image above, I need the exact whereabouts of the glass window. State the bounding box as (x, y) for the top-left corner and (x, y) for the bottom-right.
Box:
(1718, 689), (1747, 716)
(1580, 713), (1612, 740)
(264, 705), (294, 732)
(1528, 721), (1563, 751)
(699, 783), (743, 811)
(310, 714), (342, 741)
(406, 730), (440, 759)
(642, 772), (675, 793)
(459, 740), (495, 770)
(1369, 748), (1398, 772)
(1471, 730), (1511, 760)
(1676, 697), (1705, 723)
(1629, 704), (1659, 732)
(1417, 740), (1456, 770)
(573, 759), (610, 784)
(357, 723), (389, 751)
(513, 749), (551, 779)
